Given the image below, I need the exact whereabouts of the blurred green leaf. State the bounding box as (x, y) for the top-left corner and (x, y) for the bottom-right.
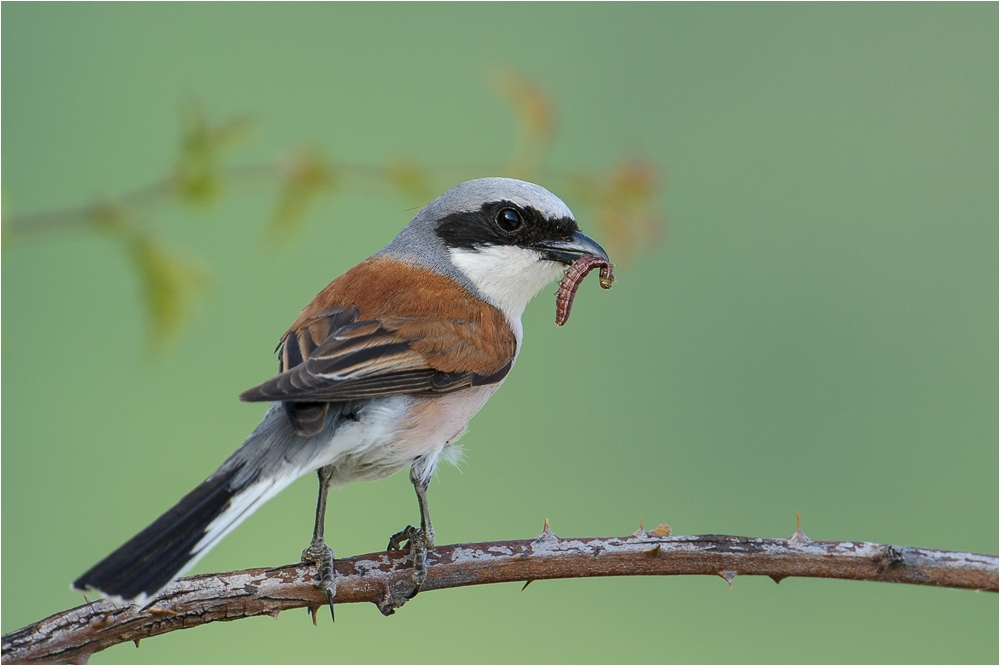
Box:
(124, 231), (209, 353)
(268, 151), (335, 243)
(176, 103), (253, 206)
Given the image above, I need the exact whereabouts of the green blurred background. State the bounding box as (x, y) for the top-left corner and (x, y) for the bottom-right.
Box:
(2, 3), (997, 663)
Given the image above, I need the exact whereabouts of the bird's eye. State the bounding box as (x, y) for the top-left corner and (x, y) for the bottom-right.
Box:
(496, 208), (523, 232)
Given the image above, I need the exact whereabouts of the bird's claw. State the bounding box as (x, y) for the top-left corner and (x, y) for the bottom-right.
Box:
(301, 540), (337, 622)
(386, 524), (434, 595)
(386, 525), (417, 552)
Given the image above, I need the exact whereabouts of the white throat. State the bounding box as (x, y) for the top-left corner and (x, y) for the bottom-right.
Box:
(449, 245), (565, 323)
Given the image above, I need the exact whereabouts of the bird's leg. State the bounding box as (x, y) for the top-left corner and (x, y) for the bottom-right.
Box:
(386, 465), (435, 595)
(301, 465), (337, 621)
(410, 470), (435, 590)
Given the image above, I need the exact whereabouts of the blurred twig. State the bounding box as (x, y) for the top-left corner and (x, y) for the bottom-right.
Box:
(1, 71), (666, 351)
(3, 521), (996, 664)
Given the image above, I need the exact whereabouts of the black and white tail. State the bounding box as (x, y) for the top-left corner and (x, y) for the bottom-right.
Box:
(73, 404), (337, 604)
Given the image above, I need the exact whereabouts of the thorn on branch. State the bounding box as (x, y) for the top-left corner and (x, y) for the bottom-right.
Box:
(718, 570), (737, 591)
(788, 511), (812, 544)
(533, 518), (558, 545)
(148, 606), (177, 616)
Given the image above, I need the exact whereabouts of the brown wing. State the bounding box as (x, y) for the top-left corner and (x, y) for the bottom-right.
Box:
(241, 315), (512, 403)
(240, 257), (516, 408)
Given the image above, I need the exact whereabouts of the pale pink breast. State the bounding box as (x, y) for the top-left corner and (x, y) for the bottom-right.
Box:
(391, 385), (502, 461)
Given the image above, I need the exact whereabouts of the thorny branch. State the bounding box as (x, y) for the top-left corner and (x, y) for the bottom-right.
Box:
(3, 521), (997, 664)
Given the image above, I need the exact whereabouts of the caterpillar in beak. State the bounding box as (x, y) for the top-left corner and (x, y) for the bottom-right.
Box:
(555, 254), (614, 326)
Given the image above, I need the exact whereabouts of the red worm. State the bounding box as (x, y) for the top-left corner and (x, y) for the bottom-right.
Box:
(555, 255), (615, 326)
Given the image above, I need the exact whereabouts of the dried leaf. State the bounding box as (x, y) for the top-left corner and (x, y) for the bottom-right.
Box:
(649, 523), (671, 537)
(494, 68), (554, 139)
(493, 68), (556, 179)
(575, 159), (667, 263)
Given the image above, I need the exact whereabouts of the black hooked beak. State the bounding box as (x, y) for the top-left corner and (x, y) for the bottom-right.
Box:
(536, 230), (610, 265)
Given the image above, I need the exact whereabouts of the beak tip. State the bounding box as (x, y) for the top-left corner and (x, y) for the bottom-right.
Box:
(574, 230), (610, 263)
(535, 230), (611, 265)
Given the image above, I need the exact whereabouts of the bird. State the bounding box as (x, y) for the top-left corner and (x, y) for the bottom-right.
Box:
(72, 177), (611, 617)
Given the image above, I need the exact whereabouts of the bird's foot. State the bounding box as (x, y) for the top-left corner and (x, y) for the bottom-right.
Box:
(301, 540), (337, 622)
(386, 524), (435, 596)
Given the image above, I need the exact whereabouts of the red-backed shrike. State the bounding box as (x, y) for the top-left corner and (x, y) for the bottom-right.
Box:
(74, 178), (611, 616)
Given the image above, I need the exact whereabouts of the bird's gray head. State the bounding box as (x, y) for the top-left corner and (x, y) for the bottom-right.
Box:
(379, 177), (609, 319)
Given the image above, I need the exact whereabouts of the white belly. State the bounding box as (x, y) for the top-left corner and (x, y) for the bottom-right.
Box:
(320, 384), (502, 487)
